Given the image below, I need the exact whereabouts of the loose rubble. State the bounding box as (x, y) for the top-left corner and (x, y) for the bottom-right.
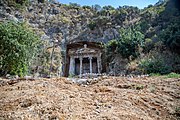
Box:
(0, 76), (179, 120)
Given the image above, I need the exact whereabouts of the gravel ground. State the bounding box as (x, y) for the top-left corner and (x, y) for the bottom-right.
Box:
(0, 76), (179, 120)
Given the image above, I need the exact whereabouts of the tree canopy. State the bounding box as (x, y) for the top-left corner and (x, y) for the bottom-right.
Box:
(0, 21), (40, 76)
(106, 27), (145, 59)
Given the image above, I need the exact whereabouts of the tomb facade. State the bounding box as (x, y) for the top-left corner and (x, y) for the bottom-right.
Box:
(65, 42), (102, 77)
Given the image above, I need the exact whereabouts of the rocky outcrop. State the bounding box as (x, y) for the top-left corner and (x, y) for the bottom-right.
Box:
(108, 55), (129, 75)
(0, 0), (141, 46)
(0, 0), (143, 76)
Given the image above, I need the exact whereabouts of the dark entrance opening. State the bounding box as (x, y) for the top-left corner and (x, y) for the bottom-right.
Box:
(75, 58), (80, 75)
(82, 58), (90, 74)
(74, 57), (98, 75)
(92, 57), (98, 73)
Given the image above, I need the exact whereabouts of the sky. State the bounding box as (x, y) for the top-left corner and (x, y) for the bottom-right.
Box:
(57, 0), (159, 9)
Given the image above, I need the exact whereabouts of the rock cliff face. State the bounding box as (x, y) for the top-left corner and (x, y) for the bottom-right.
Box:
(0, 0), (142, 76)
(0, 0), (141, 46)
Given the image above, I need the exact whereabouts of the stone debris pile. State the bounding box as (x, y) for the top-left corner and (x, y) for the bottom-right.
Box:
(0, 76), (179, 120)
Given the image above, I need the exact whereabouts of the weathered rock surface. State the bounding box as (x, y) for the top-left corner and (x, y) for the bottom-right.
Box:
(0, 76), (179, 120)
(0, 0), (147, 76)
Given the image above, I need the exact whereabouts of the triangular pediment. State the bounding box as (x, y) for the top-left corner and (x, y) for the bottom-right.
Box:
(68, 44), (100, 55)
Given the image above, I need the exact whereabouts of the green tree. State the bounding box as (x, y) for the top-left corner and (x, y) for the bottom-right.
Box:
(105, 40), (118, 62)
(117, 27), (145, 59)
(160, 21), (180, 54)
(69, 2), (81, 9)
(3, 0), (29, 9)
(102, 5), (115, 11)
(0, 21), (40, 76)
(92, 4), (101, 11)
(106, 27), (145, 61)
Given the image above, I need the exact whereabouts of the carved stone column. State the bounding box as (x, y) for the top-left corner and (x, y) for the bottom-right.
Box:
(97, 56), (101, 74)
(89, 57), (92, 74)
(69, 56), (75, 76)
(80, 57), (83, 78)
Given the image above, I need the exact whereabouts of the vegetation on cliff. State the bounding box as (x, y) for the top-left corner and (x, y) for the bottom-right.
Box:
(0, 0), (180, 76)
(105, 0), (180, 75)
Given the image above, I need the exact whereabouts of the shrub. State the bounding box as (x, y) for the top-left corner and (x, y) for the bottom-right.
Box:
(5, 0), (29, 10)
(88, 21), (96, 30)
(138, 47), (180, 74)
(38, 0), (45, 3)
(106, 40), (118, 51)
(117, 27), (145, 59)
(68, 3), (81, 9)
(159, 21), (180, 54)
(143, 38), (154, 53)
(139, 57), (172, 74)
(96, 16), (110, 25)
(0, 21), (40, 76)
(82, 5), (92, 10)
(164, 73), (180, 79)
(105, 27), (145, 64)
(105, 40), (118, 62)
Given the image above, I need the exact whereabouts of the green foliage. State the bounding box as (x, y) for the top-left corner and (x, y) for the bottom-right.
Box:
(138, 47), (180, 75)
(96, 16), (111, 25)
(143, 38), (155, 53)
(164, 73), (180, 79)
(68, 2), (81, 9)
(91, 4), (101, 11)
(159, 21), (180, 54)
(105, 26), (145, 63)
(175, 106), (180, 116)
(134, 84), (144, 90)
(149, 73), (161, 76)
(88, 16), (110, 30)
(38, 0), (45, 3)
(139, 57), (172, 75)
(117, 27), (145, 59)
(82, 5), (92, 10)
(68, 73), (75, 78)
(105, 27), (145, 61)
(142, 1), (166, 17)
(102, 5), (115, 11)
(0, 21), (40, 76)
(5, 0), (29, 9)
(138, 20), (151, 33)
(105, 40), (118, 62)
(106, 40), (118, 51)
(114, 9), (128, 24)
(88, 21), (96, 30)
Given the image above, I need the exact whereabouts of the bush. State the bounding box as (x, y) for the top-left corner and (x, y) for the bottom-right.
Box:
(68, 3), (81, 9)
(160, 21), (180, 54)
(138, 47), (180, 74)
(105, 40), (118, 62)
(105, 27), (145, 64)
(139, 57), (172, 74)
(82, 5), (92, 10)
(106, 40), (118, 51)
(164, 73), (180, 79)
(0, 21), (40, 76)
(88, 21), (96, 30)
(5, 0), (29, 9)
(117, 27), (145, 59)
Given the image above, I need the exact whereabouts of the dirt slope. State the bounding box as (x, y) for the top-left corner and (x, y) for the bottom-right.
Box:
(0, 76), (179, 120)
